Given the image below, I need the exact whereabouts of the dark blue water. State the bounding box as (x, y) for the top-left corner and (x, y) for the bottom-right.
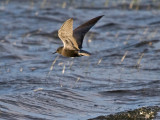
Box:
(0, 0), (160, 119)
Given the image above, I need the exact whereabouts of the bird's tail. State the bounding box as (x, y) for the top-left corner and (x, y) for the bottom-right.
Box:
(78, 50), (91, 56)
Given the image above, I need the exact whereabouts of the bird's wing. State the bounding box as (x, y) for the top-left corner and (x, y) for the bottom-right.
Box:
(73, 15), (104, 49)
(58, 18), (79, 50)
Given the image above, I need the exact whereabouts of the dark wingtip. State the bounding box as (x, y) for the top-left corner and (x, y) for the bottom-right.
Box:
(95, 15), (104, 20)
(99, 15), (104, 17)
(73, 15), (104, 49)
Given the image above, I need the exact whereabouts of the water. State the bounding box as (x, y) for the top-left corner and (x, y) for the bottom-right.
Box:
(0, 0), (160, 120)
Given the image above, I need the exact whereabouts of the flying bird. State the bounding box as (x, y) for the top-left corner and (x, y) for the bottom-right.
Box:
(53, 15), (103, 57)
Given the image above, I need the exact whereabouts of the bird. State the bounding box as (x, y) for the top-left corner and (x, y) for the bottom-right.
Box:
(53, 15), (104, 57)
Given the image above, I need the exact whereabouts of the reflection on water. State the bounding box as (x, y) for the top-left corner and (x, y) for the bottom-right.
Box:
(0, 0), (160, 120)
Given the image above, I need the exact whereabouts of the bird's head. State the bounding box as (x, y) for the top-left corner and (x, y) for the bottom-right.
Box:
(53, 46), (63, 54)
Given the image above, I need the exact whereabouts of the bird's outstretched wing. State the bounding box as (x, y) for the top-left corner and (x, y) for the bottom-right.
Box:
(58, 18), (79, 50)
(73, 15), (104, 49)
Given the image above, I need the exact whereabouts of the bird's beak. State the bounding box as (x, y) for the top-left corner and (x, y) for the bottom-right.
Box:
(52, 51), (57, 54)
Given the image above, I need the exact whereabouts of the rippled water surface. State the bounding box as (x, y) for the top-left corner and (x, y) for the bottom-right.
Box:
(0, 0), (160, 120)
